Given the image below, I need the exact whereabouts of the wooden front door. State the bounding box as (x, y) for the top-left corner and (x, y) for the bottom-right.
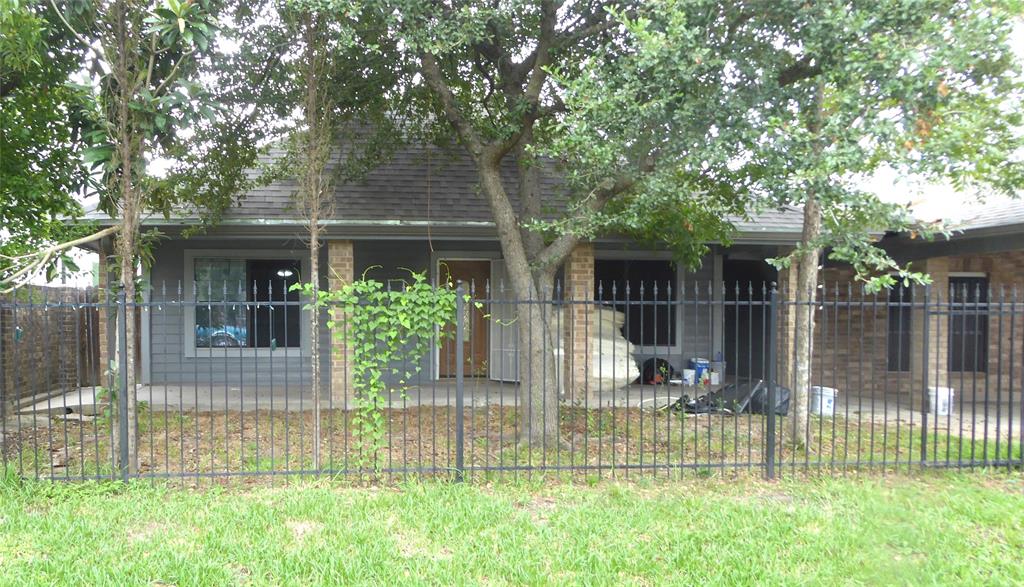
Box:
(439, 260), (490, 377)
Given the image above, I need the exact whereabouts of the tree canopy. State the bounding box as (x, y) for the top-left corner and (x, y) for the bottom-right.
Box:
(1, 0), (98, 281)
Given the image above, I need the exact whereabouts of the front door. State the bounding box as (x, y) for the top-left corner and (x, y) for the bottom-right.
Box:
(438, 260), (490, 377)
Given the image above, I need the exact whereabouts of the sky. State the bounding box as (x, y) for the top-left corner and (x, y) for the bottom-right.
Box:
(865, 20), (1024, 223)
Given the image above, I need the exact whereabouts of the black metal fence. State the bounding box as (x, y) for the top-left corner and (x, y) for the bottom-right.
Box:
(1, 281), (1021, 483)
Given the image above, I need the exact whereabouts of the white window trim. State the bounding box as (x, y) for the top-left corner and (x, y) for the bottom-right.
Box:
(183, 249), (311, 358)
(948, 272), (988, 278)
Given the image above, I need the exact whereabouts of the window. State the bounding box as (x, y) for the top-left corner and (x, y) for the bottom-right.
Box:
(949, 276), (989, 372)
(193, 258), (301, 349)
(887, 283), (912, 371)
(594, 259), (677, 346)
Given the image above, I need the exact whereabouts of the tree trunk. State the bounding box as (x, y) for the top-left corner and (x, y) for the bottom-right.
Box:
(113, 0), (139, 475)
(476, 163), (563, 448)
(309, 221), (321, 469)
(789, 195), (821, 450)
(517, 272), (561, 448)
(116, 190), (139, 475)
(788, 81), (827, 451)
(298, 13), (331, 470)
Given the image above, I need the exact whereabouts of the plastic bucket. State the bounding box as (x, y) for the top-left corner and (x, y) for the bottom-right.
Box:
(810, 386), (837, 417)
(928, 387), (955, 416)
(689, 358), (710, 381)
(681, 369), (696, 385)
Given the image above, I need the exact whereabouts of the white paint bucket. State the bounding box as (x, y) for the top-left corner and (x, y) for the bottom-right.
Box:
(682, 369), (696, 385)
(928, 387), (955, 416)
(810, 386), (837, 417)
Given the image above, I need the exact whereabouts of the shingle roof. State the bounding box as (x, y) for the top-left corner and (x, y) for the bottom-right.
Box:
(82, 140), (806, 239)
(231, 142), (557, 223)
(954, 198), (1024, 233)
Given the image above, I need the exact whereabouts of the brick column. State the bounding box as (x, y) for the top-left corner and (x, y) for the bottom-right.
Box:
(774, 249), (800, 390)
(912, 257), (950, 394)
(328, 240), (355, 405)
(57, 288), (79, 393)
(1, 301), (9, 421)
(564, 243), (594, 404)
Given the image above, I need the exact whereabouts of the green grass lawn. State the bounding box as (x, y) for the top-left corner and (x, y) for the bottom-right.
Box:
(1, 472), (1022, 586)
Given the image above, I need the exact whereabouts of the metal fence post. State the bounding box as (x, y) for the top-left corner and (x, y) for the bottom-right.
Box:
(117, 287), (130, 483)
(455, 286), (465, 482)
(765, 283), (778, 480)
(920, 284), (930, 465)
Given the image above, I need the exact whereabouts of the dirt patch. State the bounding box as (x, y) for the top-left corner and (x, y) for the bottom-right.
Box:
(6, 405), (1018, 484)
(393, 529), (452, 560)
(285, 520), (323, 543)
(126, 521), (166, 543)
(517, 495), (558, 526)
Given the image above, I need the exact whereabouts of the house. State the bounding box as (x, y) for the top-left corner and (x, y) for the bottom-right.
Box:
(79, 142), (802, 401)
(79, 142), (1024, 407)
(795, 199), (1024, 401)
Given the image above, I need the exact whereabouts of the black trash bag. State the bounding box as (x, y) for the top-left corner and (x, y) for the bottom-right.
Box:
(671, 380), (790, 415)
(636, 358), (678, 385)
(747, 381), (790, 416)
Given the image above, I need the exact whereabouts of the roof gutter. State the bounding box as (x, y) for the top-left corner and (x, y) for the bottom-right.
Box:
(76, 216), (804, 245)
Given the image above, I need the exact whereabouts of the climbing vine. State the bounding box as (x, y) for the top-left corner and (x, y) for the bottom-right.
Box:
(294, 269), (460, 471)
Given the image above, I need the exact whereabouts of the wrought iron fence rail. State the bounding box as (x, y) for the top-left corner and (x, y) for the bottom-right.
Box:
(1, 281), (1022, 483)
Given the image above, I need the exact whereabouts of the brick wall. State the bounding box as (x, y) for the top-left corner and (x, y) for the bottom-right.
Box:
(775, 260), (799, 391)
(564, 243), (594, 403)
(1, 287), (100, 419)
(97, 251), (111, 378)
(946, 251), (1024, 400)
(805, 252), (1023, 400)
(328, 240), (354, 404)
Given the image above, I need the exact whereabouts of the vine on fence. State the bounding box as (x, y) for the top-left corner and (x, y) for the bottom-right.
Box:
(293, 269), (463, 471)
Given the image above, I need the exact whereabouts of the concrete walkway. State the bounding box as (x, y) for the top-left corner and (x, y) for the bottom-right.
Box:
(14, 381), (697, 413)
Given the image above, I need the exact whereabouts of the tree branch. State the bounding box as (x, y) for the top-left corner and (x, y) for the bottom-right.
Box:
(551, 6), (625, 51)
(1, 225), (120, 292)
(419, 52), (486, 159)
(487, 1), (559, 160)
(535, 173), (636, 269)
(144, 32), (159, 91)
(152, 47), (196, 98)
(47, 0), (92, 50)
(778, 56), (822, 86)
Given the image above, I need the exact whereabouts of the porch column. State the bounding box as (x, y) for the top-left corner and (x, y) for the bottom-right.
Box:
(328, 240), (355, 405)
(564, 243), (595, 404)
(57, 288), (80, 393)
(912, 257), (950, 394)
(774, 248), (799, 391)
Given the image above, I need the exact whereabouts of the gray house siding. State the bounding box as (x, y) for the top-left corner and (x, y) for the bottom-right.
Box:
(145, 236), (746, 389)
(146, 237), (504, 388)
(147, 237), (319, 388)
